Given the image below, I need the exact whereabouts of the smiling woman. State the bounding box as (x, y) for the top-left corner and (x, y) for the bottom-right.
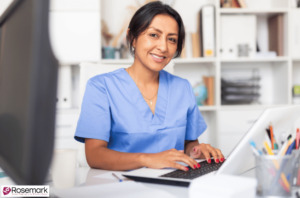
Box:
(126, 13), (179, 113)
(130, 14), (178, 72)
(126, 2), (185, 59)
(74, 1), (224, 172)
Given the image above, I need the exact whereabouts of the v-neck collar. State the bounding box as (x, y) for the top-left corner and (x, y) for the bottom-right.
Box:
(122, 68), (168, 125)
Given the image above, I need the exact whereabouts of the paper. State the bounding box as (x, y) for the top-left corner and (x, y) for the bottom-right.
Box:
(51, 181), (176, 198)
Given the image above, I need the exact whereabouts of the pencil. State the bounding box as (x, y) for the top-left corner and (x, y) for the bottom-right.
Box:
(112, 173), (123, 182)
(264, 141), (274, 155)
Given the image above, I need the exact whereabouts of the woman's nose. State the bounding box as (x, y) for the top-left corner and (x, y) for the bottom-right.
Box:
(157, 38), (167, 52)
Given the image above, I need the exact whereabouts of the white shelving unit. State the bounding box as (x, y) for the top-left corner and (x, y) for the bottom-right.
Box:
(54, 0), (300, 156)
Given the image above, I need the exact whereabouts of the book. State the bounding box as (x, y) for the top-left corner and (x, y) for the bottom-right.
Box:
(203, 76), (214, 105)
(293, 85), (300, 97)
(185, 32), (193, 58)
(268, 14), (284, 56)
(237, 0), (247, 8)
(181, 46), (187, 58)
(221, 0), (231, 8)
(193, 10), (203, 58)
(191, 32), (201, 58)
(231, 0), (240, 8)
(200, 5), (215, 57)
(290, 11), (300, 58)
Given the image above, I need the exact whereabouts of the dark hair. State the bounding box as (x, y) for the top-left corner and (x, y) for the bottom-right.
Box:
(126, 1), (185, 58)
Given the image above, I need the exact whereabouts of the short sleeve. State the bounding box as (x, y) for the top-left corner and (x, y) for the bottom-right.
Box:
(185, 80), (207, 140)
(74, 77), (111, 143)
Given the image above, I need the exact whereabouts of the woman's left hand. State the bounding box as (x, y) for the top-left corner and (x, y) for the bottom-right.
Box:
(189, 143), (225, 164)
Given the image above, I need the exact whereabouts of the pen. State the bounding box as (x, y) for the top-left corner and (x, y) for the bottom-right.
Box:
(270, 124), (275, 150)
(296, 128), (300, 149)
(279, 140), (289, 156)
(266, 128), (271, 141)
(279, 135), (294, 156)
(286, 139), (296, 155)
(249, 140), (262, 156)
(265, 133), (272, 152)
(264, 141), (274, 155)
(112, 173), (123, 182)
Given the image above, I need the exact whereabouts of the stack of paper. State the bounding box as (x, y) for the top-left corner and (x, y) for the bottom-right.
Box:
(221, 76), (261, 105)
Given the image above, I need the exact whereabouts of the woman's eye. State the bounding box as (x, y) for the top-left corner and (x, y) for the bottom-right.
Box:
(169, 38), (177, 43)
(149, 33), (158, 38)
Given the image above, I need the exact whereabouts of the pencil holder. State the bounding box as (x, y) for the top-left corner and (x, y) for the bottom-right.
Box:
(291, 149), (300, 187)
(255, 155), (293, 197)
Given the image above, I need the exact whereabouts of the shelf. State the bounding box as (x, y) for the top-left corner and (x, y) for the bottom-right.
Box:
(173, 57), (216, 64)
(220, 57), (289, 63)
(101, 58), (217, 65)
(198, 106), (217, 111)
(56, 108), (80, 114)
(219, 104), (289, 111)
(292, 58), (300, 62)
(101, 59), (134, 65)
(220, 8), (289, 15)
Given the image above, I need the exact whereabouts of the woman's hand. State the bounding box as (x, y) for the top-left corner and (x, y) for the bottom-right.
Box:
(189, 143), (224, 164)
(141, 149), (201, 171)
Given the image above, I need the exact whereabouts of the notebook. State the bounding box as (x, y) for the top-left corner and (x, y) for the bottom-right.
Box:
(123, 105), (300, 186)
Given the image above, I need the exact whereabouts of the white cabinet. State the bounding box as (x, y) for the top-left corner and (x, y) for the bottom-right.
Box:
(50, 0), (101, 150)
(49, 0), (101, 64)
(55, 109), (80, 149)
(54, 0), (300, 155)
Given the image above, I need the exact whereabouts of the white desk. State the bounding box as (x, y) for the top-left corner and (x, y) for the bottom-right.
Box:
(50, 167), (188, 198)
(50, 167), (300, 198)
(1, 167), (299, 198)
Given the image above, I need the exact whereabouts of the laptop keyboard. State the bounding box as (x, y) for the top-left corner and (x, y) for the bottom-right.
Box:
(160, 160), (224, 180)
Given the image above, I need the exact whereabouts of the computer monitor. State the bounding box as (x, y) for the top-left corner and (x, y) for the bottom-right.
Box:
(0, 0), (58, 185)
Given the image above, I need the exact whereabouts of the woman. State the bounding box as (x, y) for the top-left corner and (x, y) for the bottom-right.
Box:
(75, 1), (224, 172)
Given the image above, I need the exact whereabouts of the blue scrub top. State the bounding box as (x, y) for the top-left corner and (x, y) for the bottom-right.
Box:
(75, 68), (207, 153)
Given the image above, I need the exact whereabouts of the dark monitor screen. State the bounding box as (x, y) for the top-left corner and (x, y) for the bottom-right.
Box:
(0, 0), (58, 185)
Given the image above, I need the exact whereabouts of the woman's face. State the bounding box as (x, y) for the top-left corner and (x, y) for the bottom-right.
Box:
(133, 14), (179, 72)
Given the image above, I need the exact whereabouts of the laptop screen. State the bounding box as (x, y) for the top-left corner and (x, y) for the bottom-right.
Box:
(217, 105), (300, 175)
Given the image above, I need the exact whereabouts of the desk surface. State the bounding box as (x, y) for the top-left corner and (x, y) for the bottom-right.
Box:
(0, 167), (187, 198)
(49, 167), (300, 198)
(50, 167), (188, 198)
(1, 167), (299, 198)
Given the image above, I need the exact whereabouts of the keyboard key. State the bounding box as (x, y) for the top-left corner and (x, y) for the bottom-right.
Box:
(160, 160), (224, 179)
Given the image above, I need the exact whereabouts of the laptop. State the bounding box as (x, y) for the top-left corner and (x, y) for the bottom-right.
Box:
(123, 105), (300, 186)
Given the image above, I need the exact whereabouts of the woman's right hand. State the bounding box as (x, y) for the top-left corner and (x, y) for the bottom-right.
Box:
(140, 149), (200, 171)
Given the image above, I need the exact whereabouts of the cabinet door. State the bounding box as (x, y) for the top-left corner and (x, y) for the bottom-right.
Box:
(55, 111), (80, 149)
(50, 0), (100, 63)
